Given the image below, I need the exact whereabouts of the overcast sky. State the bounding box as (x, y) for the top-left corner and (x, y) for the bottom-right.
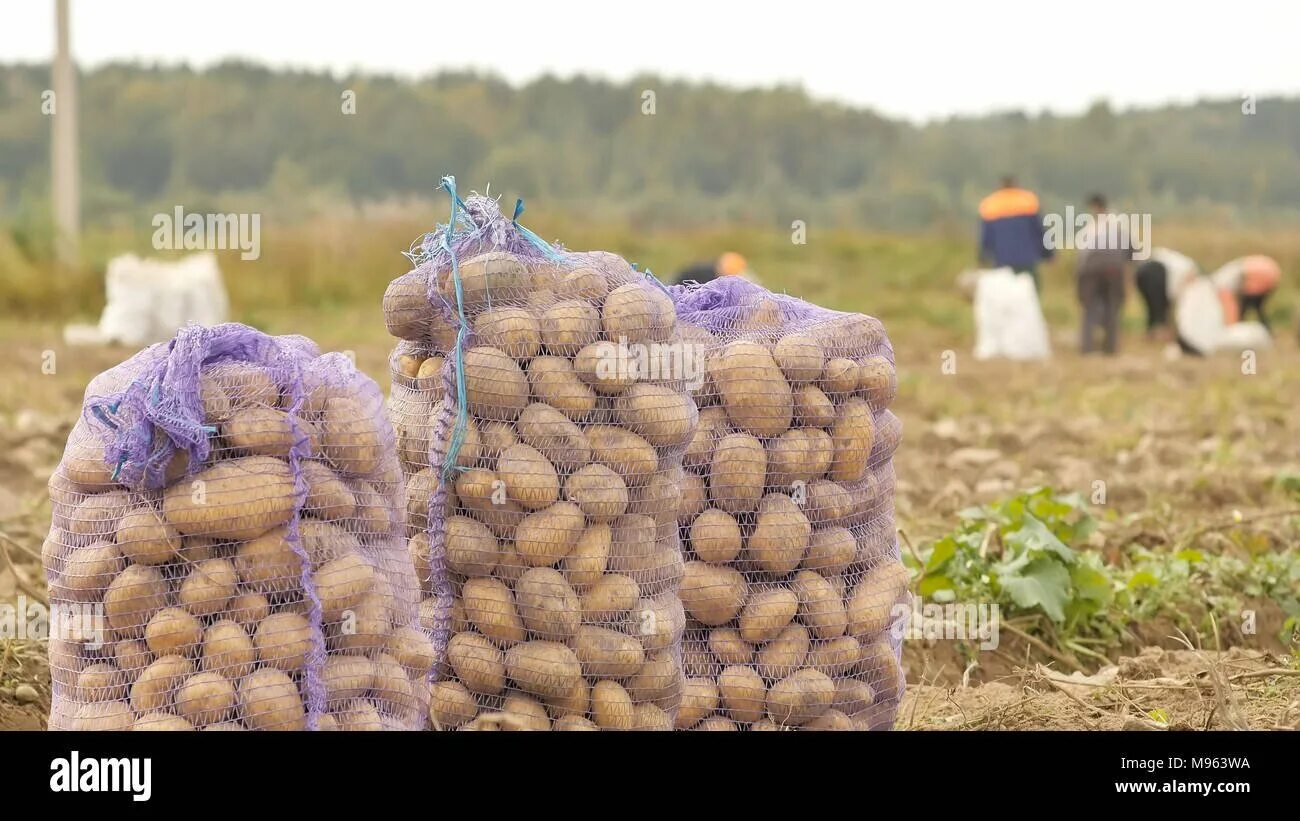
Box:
(3, 0), (1297, 122)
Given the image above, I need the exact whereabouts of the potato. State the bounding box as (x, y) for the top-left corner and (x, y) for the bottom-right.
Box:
(635, 703), (673, 731)
(806, 479), (853, 527)
(792, 570), (848, 639)
(145, 606), (204, 656)
(115, 505), (181, 565)
(540, 300), (601, 356)
(326, 589), (393, 654)
(496, 443), (560, 511)
(474, 307), (542, 359)
(745, 494), (811, 574)
(177, 558), (238, 617)
(676, 677), (720, 729)
(103, 563), (169, 638)
(252, 612), (314, 672)
(738, 588), (799, 644)
(563, 465), (628, 523)
(395, 353), (424, 381)
(132, 713), (195, 731)
(130, 654), (194, 713)
(518, 403), (593, 470)
(601, 283), (675, 344)
(454, 468), (523, 538)
(574, 625), (645, 678)
(834, 678), (876, 716)
(372, 653), (418, 716)
(504, 641), (583, 699)
(793, 383), (836, 428)
(678, 472), (707, 522)
(857, 355), (897, 409)
(463, 346), (529, 421)
(239, 666), (306, 730)
(561, 523), (612, 592)
(585, 425), (658, 482)
(69, 701), (134, 731)
(514, 568), (580, 641)
(557, 266), (610, 302)
(440, 250), (528, 308)
(498, 692), (552, 731)
(625, 649), (680, 705)
(384, 273), (437, 339)
(830, 398), (876, 483)
(697, 716), (739, 731)
(683, 405), (726, 471)
(163, 456), (296, 540)
(65, 489), (129, 538)
(808, 635), (863, 677)
(201, 619), (256, 680)
(756, 625), (811, 680)
(302, 460), (357, 521)
(174, 671), (237, 726)
(591, 680), (637, 729)
(773, 333), (825, 384)
(526, 356), (598, 420)
(335, 698), (384, 732)
(59, 541), (122, 596)
(73, 663), (125, 703)
(477, 420), (519, 460)
(607, 517), (681, 595)
(767, 668), (835, 726)
(113, 638), (151, 676)
(708, 433), (767, 514)
(514, 502), (585, 567)
(804, 708), (854, 731)
(573, 340), (637, 395)
(633, 596), (685, 653)
(443, 515), (500, 577)
(222, 407), (296, 458)
(462, 577), (526, 646)
(429, 681), (478, 729)
(226, 593), (270, 630)
(710, 341), (793, 437)
(847, 559), (910, 639)
(679, 561), (748, 626)
(717, 664), (766, 724)
(614, 384), (698, 447)
(802, 529), (856, 578)
(386, 626), (435, 676)
(441, 631), (503, 696)
(707, 628), (754, 666)
(317, 553), (377, 619)
(579, 573), (640, 622)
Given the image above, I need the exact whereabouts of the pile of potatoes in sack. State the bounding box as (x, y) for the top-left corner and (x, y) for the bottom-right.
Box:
(385, 192), (695, 730)
(43, 324), (430, 731)
(667, 277), (906, 730)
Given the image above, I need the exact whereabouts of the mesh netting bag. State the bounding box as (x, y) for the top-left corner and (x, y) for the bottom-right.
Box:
(43, 323), (429, 731)
(385, 179), (692, 730)
(667, 276), (905, 730)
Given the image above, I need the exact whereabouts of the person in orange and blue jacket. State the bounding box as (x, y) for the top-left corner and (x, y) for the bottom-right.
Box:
(978, 176), (1053, 291)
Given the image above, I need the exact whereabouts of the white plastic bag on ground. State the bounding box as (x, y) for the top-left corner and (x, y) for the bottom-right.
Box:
(64, 253), (229, 347)
(972, 268), (1050, 360)
(1173, 278), (1273, 355)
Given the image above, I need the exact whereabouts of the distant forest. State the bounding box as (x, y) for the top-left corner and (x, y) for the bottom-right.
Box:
(2, 61), (1298, 232)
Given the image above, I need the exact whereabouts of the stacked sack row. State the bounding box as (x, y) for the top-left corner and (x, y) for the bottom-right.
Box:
(44, 326), (429, 730)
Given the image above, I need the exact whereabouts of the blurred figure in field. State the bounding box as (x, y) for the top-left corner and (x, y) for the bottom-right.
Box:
(978, 175), (1053, 290)
(1210, 254), (1281, 331)
(673, 251), (758, 286)
(1075, 194), (1134, 355)
(1133, 247), (1200, 341)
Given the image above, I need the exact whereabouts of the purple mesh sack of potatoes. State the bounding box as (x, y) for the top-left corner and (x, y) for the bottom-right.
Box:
(385, 181), (693, 730)
(667, 276), (905, 730)
(43, 323), (429, 731)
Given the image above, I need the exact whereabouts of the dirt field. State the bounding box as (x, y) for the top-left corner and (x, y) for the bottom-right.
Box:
(2, 310), (1297, 730)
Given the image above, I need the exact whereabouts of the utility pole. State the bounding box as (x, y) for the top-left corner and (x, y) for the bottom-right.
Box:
(52, 0), (79, 267)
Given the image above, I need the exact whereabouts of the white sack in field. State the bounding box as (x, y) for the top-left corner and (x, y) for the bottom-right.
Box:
(63, 252), (229, 347)
(972, 267), (1051, 360)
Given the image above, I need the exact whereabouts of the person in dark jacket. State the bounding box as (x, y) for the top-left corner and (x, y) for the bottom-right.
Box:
(1075, 194), (1134, 355)
(978, 176), (1053, 290)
